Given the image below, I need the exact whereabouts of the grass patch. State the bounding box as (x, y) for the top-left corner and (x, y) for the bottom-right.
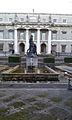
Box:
(2, 94), (19, 102)
(38, 93), (48, 98)
(38, 114), (56, 120)
(68, 97), (72, 101)
(25, 97), (36, 102)
(0, 107), (58, 120)
(50, 96), (62, 103)
(49, 107), (69, 120)
(65, 101), (72, 107)
(29, 102), (47, 111)
(9, 101), (25, 108)
(64, 98), (72, 109)
(0, 93), (5, 97)
(0, 108), (9, 115)
(0, 108), (36, 120)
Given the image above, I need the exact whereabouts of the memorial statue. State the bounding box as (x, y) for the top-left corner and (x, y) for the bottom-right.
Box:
(27, 35), (37, 57)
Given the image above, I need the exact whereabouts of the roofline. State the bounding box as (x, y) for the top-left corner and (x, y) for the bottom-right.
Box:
(0, 12), (72, 16)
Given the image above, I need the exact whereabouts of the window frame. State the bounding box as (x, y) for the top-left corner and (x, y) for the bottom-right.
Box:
(0, 30), (4, 39)
(61, 45), (66, 53)
(63, 19), (66, 23)
(0, 18), (3, 22)
(8, 30), (14, 39)
(0, 43), (3, 51)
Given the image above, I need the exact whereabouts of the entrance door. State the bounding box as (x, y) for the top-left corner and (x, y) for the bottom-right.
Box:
(19, 43), (25, 54)
(41, 43), (46, 54)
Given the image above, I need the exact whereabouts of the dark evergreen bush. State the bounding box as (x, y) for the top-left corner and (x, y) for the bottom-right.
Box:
(8, 55), (21, 63)
(64, 57), (72, 63)
(43, 57), (55, 63)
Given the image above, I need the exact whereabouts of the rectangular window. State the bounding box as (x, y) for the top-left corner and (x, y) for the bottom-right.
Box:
(9, 18), (12, 22)
(42, 33), (45, 40)
(51, 45), (57, 52)
(20, 31), (26, 40)
(53, 19), (57, 23)
(63, 19), (66, 23)
(0, 31), (4, 39)
(52, 31), (57, 40)
(8, 30), (14, 39)
(31, 32), (35, 41)
(20, 32), (24, 39)
(0, 43), (3, 51)
(30, 31), (37, 40)
(61, 31), (67, 39)
(0, 18), (3, 21)
(61, 45), (66, 53)
(9, 44), (14, 51)
(40, 30), (48, 40)
(71, 45), (72, 53)
(42, 32), (46, 40)
(20, 18), (24, 22)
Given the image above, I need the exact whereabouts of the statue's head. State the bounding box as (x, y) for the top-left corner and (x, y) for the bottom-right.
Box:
(31, 35), (33, 38)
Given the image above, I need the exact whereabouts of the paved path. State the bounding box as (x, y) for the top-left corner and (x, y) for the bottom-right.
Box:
(0, 82), (68, 89)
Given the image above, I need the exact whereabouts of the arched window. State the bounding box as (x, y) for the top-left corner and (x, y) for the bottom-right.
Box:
(41, 43), (46, 54)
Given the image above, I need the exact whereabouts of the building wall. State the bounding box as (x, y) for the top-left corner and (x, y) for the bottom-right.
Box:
(0, 13), (72, 54)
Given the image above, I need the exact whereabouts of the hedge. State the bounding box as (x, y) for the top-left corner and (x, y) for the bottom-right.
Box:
(8, 55), (21, 63)
(43, 57), (55, 63)
(64, 57), (72, 63)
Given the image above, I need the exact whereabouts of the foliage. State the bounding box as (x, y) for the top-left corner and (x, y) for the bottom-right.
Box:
(37, 92), (48, 97)
(10, 101), (25, 108)
(8, 55), (21, 63)
(64, 57), (72, 63)
(2, 95), (18, 102)
(30, 102), (47, 110)
(50, 96), (62, 103)
(64, 97), (72, 109)
(43, 57), (55, 63)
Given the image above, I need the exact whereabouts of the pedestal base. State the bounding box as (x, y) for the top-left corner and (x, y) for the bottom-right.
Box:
(26, 56), (38, 67)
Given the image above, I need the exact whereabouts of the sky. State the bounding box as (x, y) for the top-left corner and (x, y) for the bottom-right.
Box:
(0, 0), (72, 14)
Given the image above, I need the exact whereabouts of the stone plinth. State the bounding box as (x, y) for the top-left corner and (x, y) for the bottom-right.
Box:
(26, 56), (38, 67)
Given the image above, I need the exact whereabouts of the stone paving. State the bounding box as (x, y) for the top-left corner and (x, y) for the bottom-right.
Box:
(0, 88), (72, 120)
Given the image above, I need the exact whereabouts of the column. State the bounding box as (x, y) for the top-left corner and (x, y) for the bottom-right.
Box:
(48, 29), (51, 54)
(37, 29), (40, 54)
(14, 29), (18, 54)
(25, 29), (29, 53)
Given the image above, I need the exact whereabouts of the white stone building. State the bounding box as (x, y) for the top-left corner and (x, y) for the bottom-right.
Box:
(0, 13), (72, 55)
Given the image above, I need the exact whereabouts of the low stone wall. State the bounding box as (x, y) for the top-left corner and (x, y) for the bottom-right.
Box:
(2, 65), (19, 74)
(0, 64), (59, 82)
(45, 66), (59, 74)
(1, 73), (59, 82)
(1, 67), (59, 82)
(0, 65), (8, 72)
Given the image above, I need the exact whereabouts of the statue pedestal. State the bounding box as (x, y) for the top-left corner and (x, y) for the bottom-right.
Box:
(26, 56), (38, 73)
(26, 56), (38, 67)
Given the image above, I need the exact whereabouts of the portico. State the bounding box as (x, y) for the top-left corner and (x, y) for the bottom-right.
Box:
(14, 27), (52, 55)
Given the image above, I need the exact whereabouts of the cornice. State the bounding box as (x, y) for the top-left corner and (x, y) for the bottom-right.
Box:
(0, 22), (72, 28)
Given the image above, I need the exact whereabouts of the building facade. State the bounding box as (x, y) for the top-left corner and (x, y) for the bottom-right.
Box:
(0, 13), (72, 55)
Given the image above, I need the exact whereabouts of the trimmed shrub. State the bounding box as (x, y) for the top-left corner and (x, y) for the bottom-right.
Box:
(8, 55), (21, 63)
(64, 57), (72, 63)
(43, 57), (55, 63)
